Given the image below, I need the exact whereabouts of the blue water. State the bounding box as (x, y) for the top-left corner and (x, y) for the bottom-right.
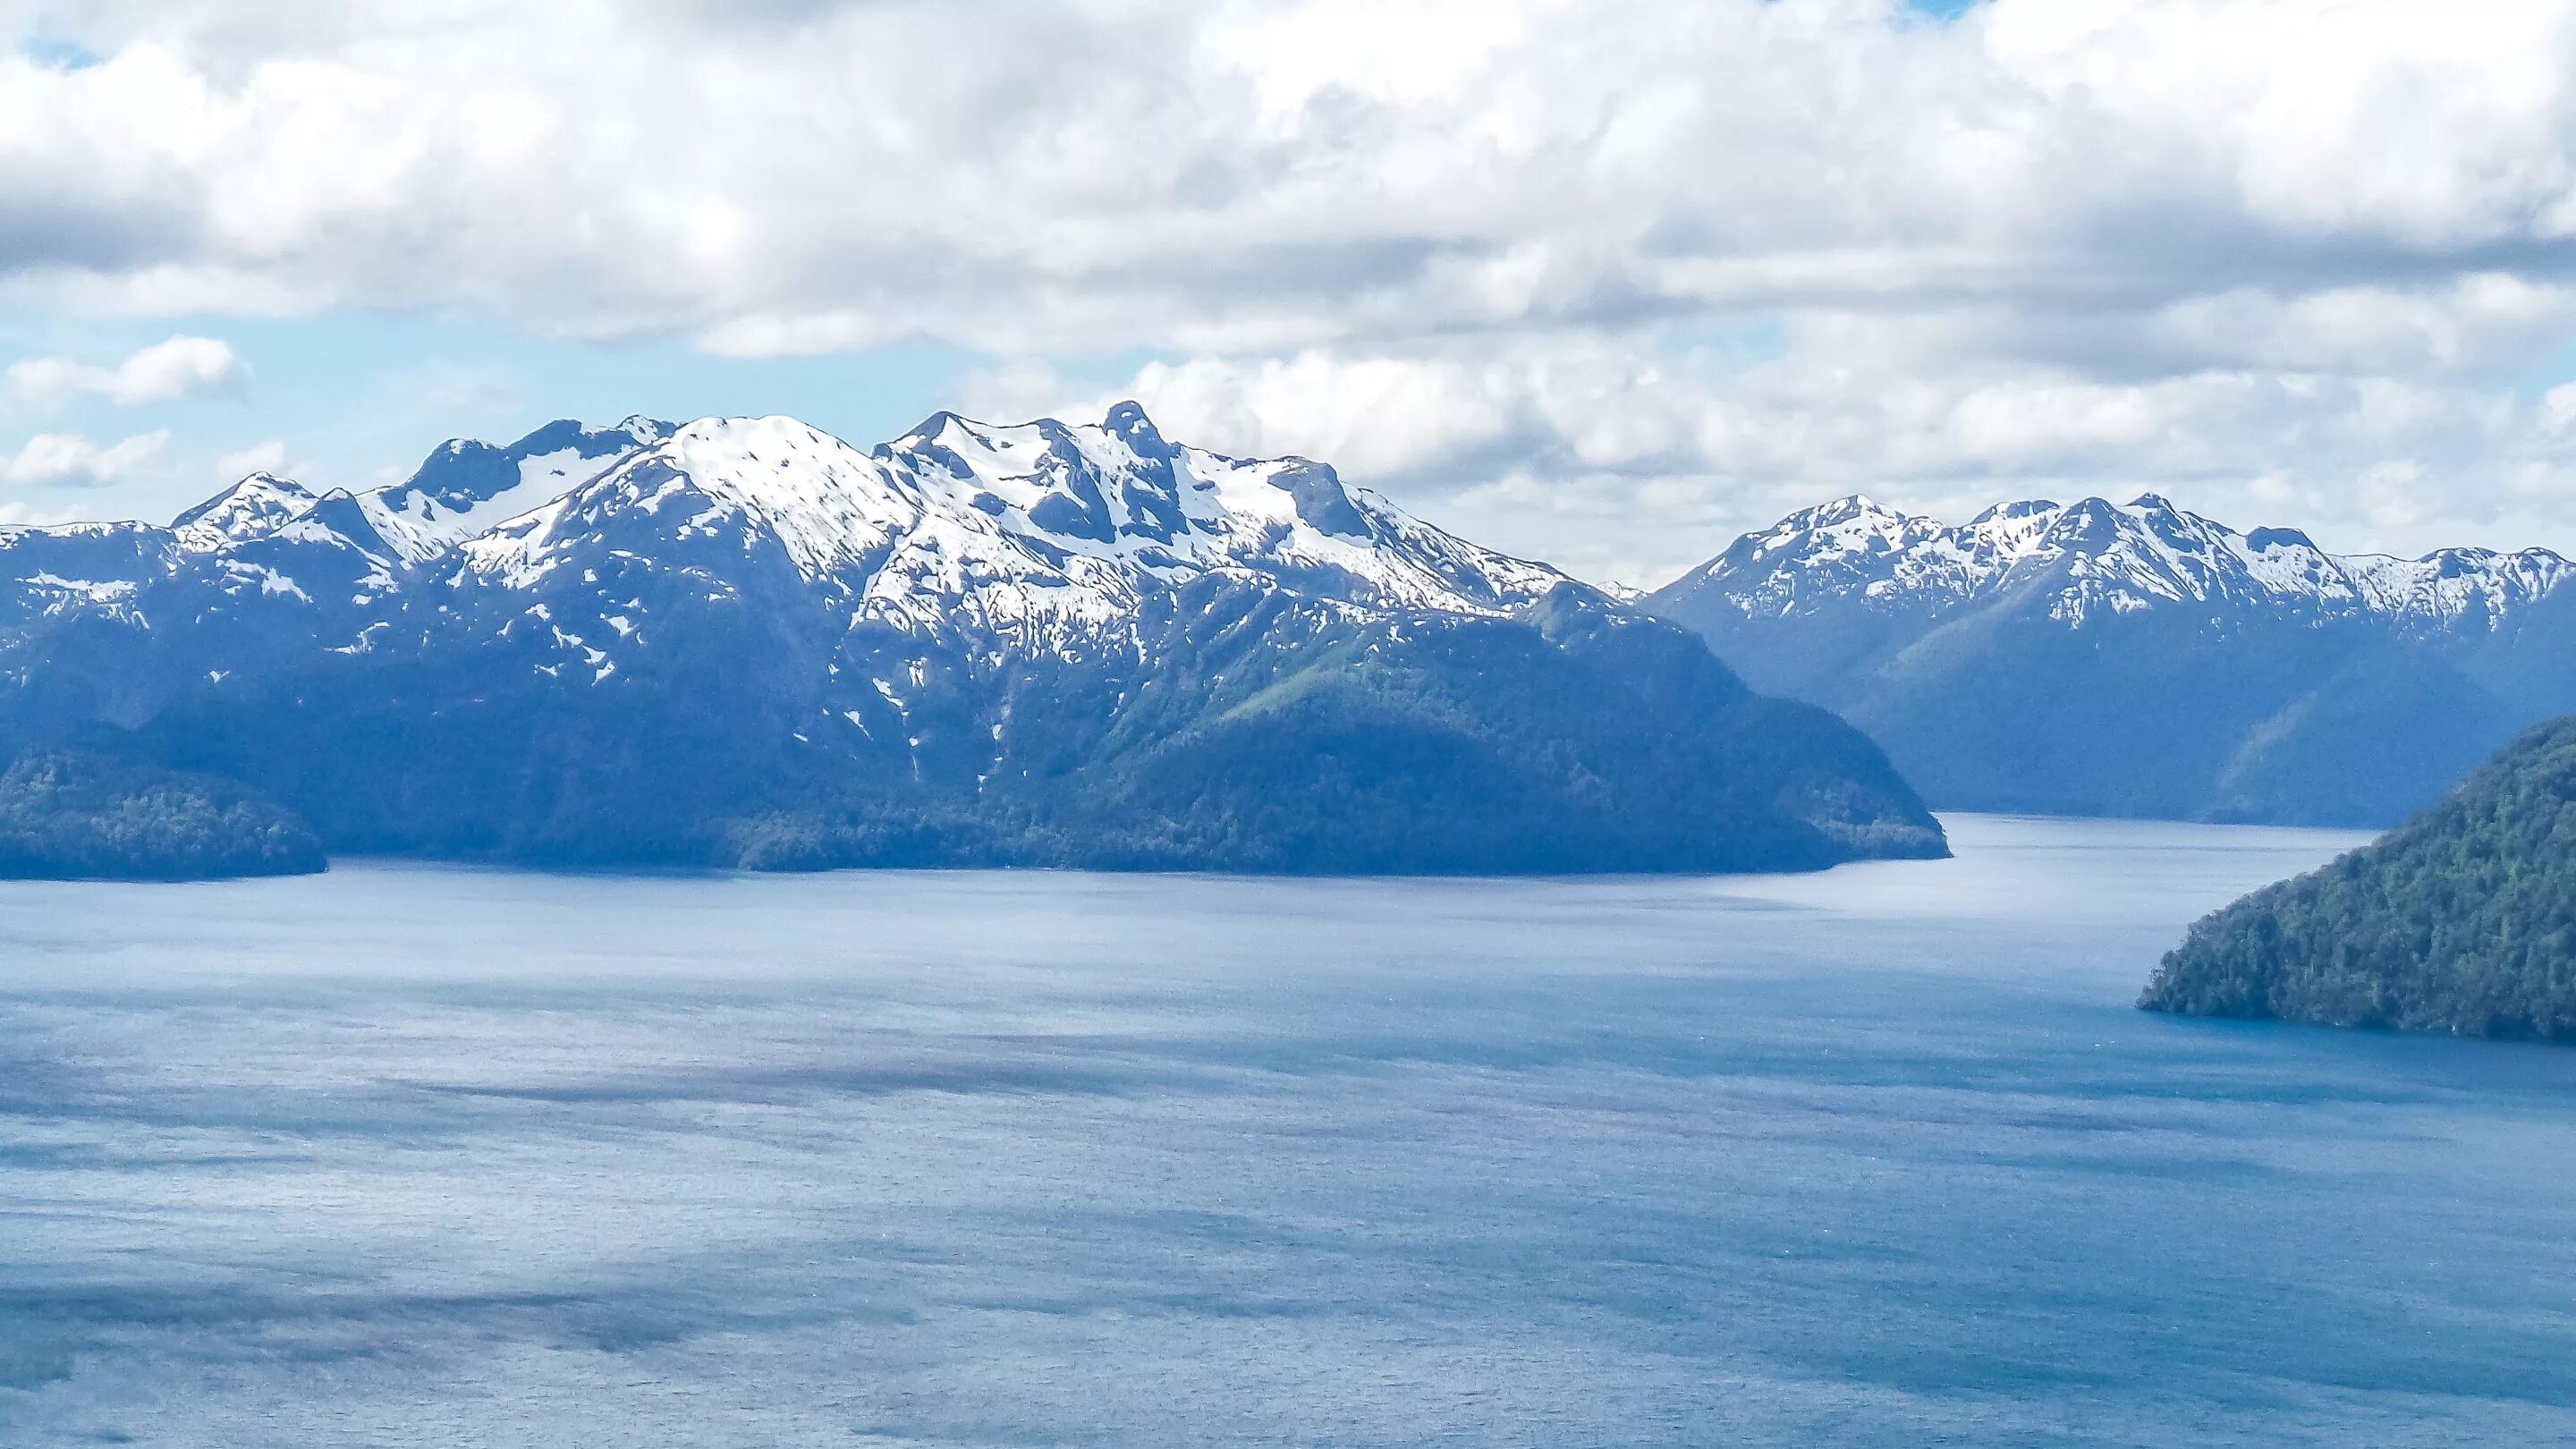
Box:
(5, 814), (2576, 1446)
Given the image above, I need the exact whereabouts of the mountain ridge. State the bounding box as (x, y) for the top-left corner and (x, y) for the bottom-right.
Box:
(0, 405), (1946, 876)
(1646, 492), (2576, 827)
(1658, 492), (2574, 635)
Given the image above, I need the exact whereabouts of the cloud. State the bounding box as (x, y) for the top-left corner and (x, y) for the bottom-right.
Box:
(215, 436), (288, 478)
(4, 335), (243, 408)
(411, 376), (520, 413)
(3, 1), (2575, 571)
(0, 429), (169, 486)
(999, 336), (2576, 587)
(0, 498), (84, 525)
(0, 1), (2565, 361)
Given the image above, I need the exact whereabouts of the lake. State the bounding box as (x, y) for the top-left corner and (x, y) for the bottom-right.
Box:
(5, 813), (2576, 1446)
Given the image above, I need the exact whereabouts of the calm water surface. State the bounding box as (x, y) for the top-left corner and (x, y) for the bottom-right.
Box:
(5, 813), (2576, 1446)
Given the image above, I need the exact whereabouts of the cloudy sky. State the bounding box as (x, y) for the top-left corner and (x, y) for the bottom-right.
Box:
(2, 0), (2573, 584)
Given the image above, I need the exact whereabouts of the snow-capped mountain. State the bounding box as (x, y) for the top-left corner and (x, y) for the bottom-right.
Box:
(1662, 492), (2576, 635)
(0, 403), (1574, 681)
(444, 402), (1566, 672)
(0, 406), (1944, 875)
(1649, 494), (2576, 826)
(0, 521), (170, 620)
(361, 417), (671, 564)
(173, 472), (322, 553)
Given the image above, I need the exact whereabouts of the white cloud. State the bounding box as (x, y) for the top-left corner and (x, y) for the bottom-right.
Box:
(410, 376), (519, 414)
(1012, 337), (2576, 587)
(0, 1), (2568, 363)
(214, 436), (287, 478)
(110, 334), (242, 402)
(2, 1), (2575, 570)
(0, 428), (169, 486)
(0, 498), (84, 525)
(4, 335), (243, 407)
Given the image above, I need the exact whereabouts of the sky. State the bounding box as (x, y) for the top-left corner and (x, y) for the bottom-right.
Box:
(2, 0), (2574, 586)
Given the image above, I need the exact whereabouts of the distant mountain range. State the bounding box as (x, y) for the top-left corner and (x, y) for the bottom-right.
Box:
(1648, 494), (2576, 826)
(0, 407), (1944, 877)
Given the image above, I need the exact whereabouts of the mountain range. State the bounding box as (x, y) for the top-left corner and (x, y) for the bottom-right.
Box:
(1648, 494), (2576, 826)
(0, 406), (1945, 877)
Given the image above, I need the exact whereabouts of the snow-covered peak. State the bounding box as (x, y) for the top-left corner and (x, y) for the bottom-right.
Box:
(5, 405), (1593, 698)
(173, 472), (319, 552)
(0, 520), (174, 607)
(1671, 495), (1954, 621)
(452, 406), (1570, 659)
(1786, 493), (1899, 528)
(260, 489), (399, 561)
(468, 415), (926, 586)
(360, 416), (670, 562)
(2344, 545), (2576, 631)
(1100, 398), (1170, 455)
(1664, 494), (2576, 634)
(868, 403), (1563, 611)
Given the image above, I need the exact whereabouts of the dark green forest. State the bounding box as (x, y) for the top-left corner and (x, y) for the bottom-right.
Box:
(0, 750), (326, 880)
(2140, 715), (2576, 1038)
(114, 589), (1945, 877)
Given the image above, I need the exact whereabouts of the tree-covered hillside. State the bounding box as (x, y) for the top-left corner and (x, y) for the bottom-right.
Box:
(0, 750), (326, 880)
(2140, 716), (2576, 1038)
(131, 586), (1945, 875)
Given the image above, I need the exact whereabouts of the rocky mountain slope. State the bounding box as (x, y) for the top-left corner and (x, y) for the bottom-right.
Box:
(0, 406), (1945, 875)
(1648, 494), (2576, 826)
